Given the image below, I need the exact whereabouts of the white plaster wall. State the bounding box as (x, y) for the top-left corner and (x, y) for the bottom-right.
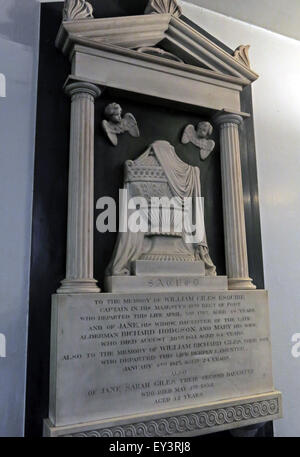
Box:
(182, 1), (300, 437)
(0, 0), (40, 436)
(185, 0), (300, 42)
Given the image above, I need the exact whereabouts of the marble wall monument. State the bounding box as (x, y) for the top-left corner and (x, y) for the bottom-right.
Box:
(43, 0), (282, 437)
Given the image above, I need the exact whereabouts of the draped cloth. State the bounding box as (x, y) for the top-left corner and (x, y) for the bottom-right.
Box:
(105, 141), (216, 276)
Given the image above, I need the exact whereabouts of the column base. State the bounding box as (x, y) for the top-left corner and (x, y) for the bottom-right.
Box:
(228, 278), (256, 290)
(57, 279), (101, 294)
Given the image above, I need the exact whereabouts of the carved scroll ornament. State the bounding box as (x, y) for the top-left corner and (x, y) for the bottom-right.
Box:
(63, 0), (94, 21)
(233, 45), (251, 68)
(145, 0), (182, 18)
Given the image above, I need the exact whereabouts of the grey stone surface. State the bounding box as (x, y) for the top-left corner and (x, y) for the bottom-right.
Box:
(132, 260), (205, 276)
(105, 275), (227, 293)
(48, 290), (274, 427)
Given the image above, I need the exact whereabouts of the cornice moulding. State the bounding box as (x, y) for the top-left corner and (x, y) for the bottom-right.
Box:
(56, 14), (171, 54)
(56, 14), (259, 87)
(167, 18), (258, 82)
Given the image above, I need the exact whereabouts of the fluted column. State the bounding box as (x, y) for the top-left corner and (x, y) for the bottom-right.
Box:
(58, 82), (101, 294)
(214, 113), (256, 290)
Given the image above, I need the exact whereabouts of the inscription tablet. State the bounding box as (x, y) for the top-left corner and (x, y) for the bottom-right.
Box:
(49, 291), (274, 426)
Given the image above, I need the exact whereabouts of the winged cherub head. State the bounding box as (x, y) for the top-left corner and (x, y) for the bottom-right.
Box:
(196, 121), (213, 139)
(104, 103), (122, 124)
(102, 102), (140, 146)
(182, 120), (215, 160)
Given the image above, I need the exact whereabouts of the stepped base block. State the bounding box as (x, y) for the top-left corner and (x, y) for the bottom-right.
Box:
(229, 278), (256, 291)
(57, 279), (100, 294)
(44, 391), (282, 437)
(105, 275), (228, 293)
(46, 290), (281, 436)
(132, 260), (205, 276)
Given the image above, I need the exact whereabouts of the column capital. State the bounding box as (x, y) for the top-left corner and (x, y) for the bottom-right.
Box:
(213, 112), (243, 127)
(65, 81), (101, 99)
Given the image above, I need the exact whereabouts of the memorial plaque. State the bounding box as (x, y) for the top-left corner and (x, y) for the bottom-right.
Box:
(42, 0), (282, 437)
(49, 290), (274, 426)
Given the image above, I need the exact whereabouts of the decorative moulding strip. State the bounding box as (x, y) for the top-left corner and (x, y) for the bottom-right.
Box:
(67, 399), (280, 437)
(44, 392), (282, 437)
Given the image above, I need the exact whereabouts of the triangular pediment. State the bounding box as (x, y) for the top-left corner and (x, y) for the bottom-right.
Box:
(56, 8), (258, 86)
